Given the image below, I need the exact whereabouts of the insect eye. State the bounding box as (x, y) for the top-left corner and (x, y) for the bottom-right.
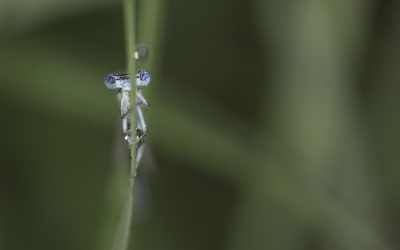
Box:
(104, 73), (117, 88)
(105, 74), (114, 83)
(137, 69), (150, 81)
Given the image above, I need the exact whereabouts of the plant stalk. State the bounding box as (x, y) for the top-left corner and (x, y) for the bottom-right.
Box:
(111, 0), (137, 250)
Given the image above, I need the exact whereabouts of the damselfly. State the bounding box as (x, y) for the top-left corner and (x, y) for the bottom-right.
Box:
(104, 69), (151, 167)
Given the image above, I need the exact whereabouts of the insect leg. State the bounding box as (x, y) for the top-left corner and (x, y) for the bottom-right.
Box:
(122, 113), (130, 135)
(134, 106), (147, 167)
(123, 116), (134, 147)
(136, 105), (147, 140)
(136, 90), (149, 108)
(121, 97), (147, 148)
(120, 89), (131, 118)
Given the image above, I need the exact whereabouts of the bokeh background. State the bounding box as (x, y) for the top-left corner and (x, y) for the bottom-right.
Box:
(1, 0), (400, 249)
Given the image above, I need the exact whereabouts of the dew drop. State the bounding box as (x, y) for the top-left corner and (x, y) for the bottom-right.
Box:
(133, 44), (149, 61)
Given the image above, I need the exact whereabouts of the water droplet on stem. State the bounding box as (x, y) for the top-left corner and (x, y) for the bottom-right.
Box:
(133, 44), (149, 61)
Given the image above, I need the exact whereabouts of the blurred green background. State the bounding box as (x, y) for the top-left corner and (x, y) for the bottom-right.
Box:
(1, 0), (400, 249)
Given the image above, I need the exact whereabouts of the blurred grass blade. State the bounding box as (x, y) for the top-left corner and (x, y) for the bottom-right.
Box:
(109, 0), (137, 249)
